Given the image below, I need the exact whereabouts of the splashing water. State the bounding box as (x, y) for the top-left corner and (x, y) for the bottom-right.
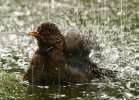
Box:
(0, 0), (139, 99)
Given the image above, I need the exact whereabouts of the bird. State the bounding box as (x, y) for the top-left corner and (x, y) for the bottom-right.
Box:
(23, 22), (117, 85)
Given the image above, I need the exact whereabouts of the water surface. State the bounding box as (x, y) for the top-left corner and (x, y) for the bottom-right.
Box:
(0, 0), (139, 99)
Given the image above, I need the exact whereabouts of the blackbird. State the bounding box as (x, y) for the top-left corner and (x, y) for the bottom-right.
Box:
(23, 22), (117, 85)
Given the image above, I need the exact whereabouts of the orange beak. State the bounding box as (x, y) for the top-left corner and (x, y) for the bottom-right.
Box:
(28, 31), (39, 37)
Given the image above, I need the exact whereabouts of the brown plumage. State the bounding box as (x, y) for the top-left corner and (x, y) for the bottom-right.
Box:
(23, 22), (116, 85)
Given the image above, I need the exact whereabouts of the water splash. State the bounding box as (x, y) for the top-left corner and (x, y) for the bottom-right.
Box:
(0, 0), (139, 99)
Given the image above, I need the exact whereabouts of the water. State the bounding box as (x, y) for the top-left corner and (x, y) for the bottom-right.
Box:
(0, 0), (139, 99)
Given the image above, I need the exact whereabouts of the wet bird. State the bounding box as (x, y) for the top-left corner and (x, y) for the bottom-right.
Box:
(23, 22), (116, 85)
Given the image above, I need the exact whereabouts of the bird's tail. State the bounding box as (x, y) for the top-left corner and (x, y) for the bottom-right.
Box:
(91, 66), (118, 78)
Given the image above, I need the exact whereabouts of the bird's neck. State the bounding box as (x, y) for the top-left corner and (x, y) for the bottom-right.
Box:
(36, 36), (65, 56)
(35, 40), (49, 54)
(35, 46), (53, 56)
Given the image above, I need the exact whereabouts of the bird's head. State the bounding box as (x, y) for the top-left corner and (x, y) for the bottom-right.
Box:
(28, 22), (65, 54)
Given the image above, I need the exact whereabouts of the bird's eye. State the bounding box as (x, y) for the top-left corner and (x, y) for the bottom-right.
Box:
(46, 31), (50, 36)
(44, 30), (50, 36)
(41, 30), (50, 36)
